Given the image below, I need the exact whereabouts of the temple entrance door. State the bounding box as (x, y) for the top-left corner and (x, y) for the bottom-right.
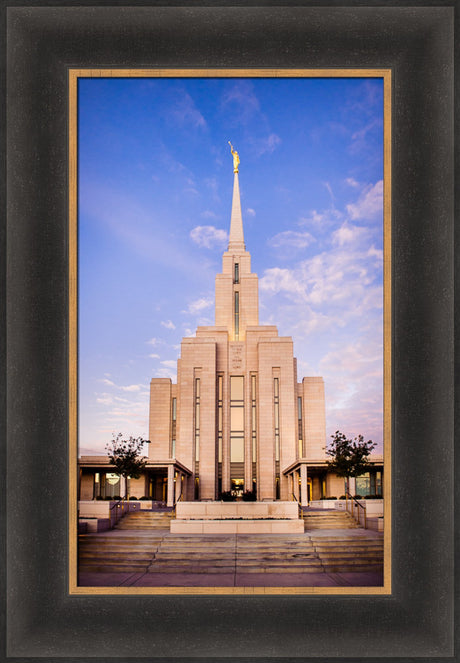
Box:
(148, 470), (168, 502)
(231, 478), (244, 500)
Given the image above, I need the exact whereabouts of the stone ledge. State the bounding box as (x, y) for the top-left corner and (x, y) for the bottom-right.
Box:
(176, 501), (299, 520)
(170, 519), (305, 534)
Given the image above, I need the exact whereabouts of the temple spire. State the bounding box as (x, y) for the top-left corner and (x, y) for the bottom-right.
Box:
(227, 142), (245, 252)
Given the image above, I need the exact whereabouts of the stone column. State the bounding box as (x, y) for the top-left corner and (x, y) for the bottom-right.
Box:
(288, 473), (293, 499)
(293, 470), (300, 501)
(175, 471), (182, 502)
(300, 464), (308, 506)
(167, 465), (175, 507)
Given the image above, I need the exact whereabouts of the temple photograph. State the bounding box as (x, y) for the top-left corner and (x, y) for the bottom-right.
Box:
(75, 74), (388, 590)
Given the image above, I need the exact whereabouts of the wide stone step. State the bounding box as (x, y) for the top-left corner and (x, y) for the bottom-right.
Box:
(313, 540), (383, 550)
(80, 563), (151, 573)
(310, 536), (382, 543)
(115, 525), (169, 532)
(236, 563), (324, 573)
(322, 563), (383, 573)
(309, 527), (358, 531)
(79, 551), (154, 560)
(80, 534), (163, 541)
(305, 523), (359, 529)
(147, 564), (236, 574)
(314, 541), (382, 549)
(116, 517), (173, 521)
(79, 542), (159, 551)
(154, 553), (234, 560)
(315, 551), (383, 559)
(117, 520), (172, 524)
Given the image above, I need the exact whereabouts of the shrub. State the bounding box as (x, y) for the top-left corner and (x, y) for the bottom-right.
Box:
(242, 490), (257, 501)
(325, 496), (337, 500)
(95, 496), (104, 500)
(129, 496), (138, 501)
(339, 495), (346, 500)
(220, 491), (236, 502)
(140, 496), (150, 501)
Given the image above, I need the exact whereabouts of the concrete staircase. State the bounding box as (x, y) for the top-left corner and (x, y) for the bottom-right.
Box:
(302, 509), (359, 530)
(78, 531), (383, 576)
(147, 536), (236, 574)
(234, 536), (324, 574)
(147, 535), (325, 574)
(114, 509), (174, 530)
(310, 534), (383, 573)
(79, 532), (162, 573)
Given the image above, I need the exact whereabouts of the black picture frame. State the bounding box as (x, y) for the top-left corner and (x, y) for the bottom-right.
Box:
(3, 3), (455, 660)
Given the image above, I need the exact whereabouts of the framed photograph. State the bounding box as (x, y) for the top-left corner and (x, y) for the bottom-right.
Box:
(4, 4), (454, 660)
(70, 69), (391, 597)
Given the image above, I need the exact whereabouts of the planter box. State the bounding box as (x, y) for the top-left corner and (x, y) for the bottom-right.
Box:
(176, 501), (299, 520)
(171, 519), (305, 534)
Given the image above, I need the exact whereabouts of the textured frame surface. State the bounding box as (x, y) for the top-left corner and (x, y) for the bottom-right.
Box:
(5, 4), (454, 660)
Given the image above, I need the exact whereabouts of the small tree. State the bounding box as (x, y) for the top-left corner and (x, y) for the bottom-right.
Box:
(326, 430), (376, 497)
(105, 433), (150, 500)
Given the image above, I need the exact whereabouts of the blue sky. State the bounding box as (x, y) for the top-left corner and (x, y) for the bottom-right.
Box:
(78, 76), (384, 455)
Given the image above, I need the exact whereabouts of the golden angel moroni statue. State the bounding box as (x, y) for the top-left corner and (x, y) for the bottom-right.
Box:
(228, 141), (240, 173)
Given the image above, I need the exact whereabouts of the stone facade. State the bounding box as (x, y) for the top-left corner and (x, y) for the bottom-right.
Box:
(148, 169), (327, 504)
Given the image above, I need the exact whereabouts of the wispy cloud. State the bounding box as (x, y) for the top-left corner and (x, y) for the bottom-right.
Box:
(96, 394), (113, 405)
(162, 153), (187, 174)
(161, 320), (176, 330)
(351, 118), (380, 142)
(204, 177), (220, 202)
(345, 177), (360, 188)
(323, 181), (335, 203)
(254, 133), (282, 156)
(201, 210), (219, 220)
(155, 367), (177, 380)
(170, 91), (206, 128)
(299, 207), (343, 229)
(185, 297), (214, 315)
(99, 378), (144, 393)
(332, 222), (368, 247)
(221, 81), (260, 122)
(246, 208), (256, 217)
(221, 82), (281, 158)
(346, 180), (383, 220)
(268, 230), (315, 250)
(259, 267), (308, 301)
(79, 182), (202, 274)
(261, 243), (382, 311)
(119, 384), (142, 392)
(161, 360), (177, 369)
(190, 225), (228, 249)
(100, 378), (115, 387)
(320, 336), (383, 446)
(88, 379), (151, 446)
